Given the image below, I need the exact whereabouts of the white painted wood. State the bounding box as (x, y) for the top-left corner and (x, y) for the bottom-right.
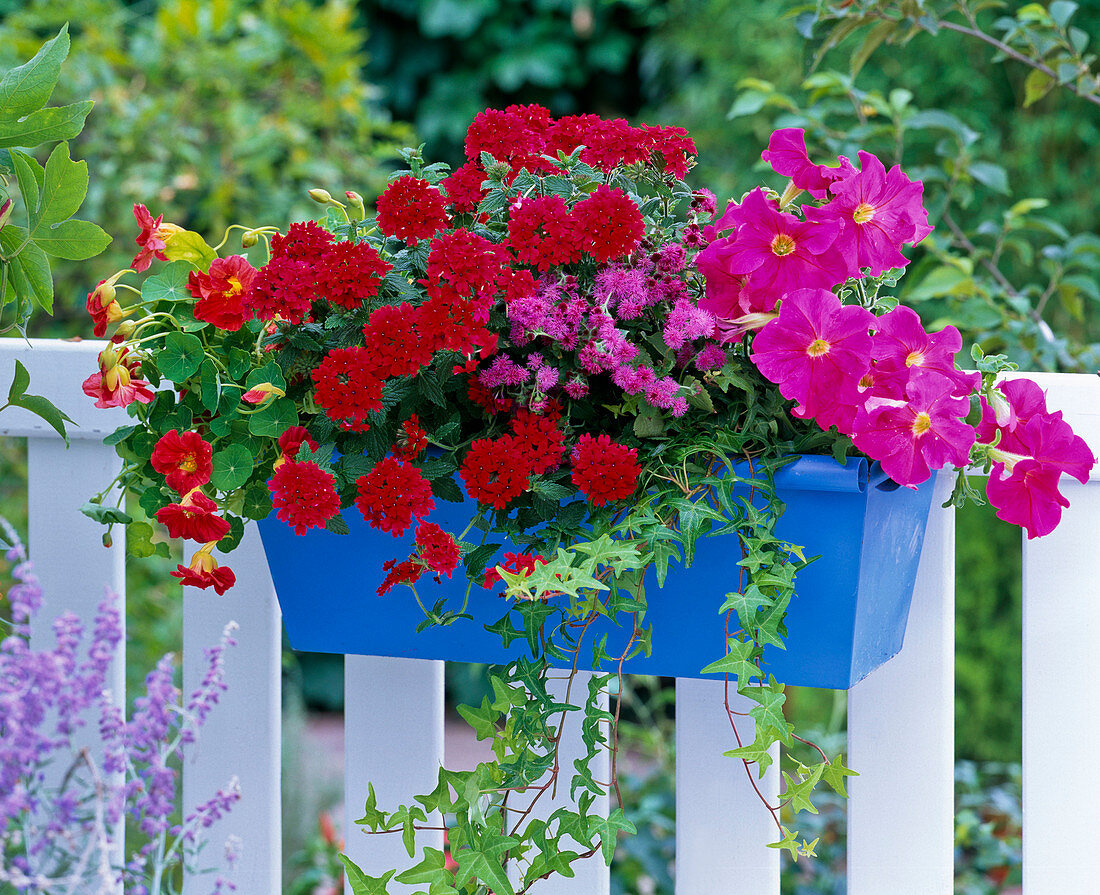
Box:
(26, 436), (127, 891)
(1022, 479), (1100, 890)
(343, 656), (445, 892)
(182, 525), (282, 895)
(0, 338), (129, 439)
(847, 472), (955, 894)
(506, 670), (611, 895)
(675, 678), (780, 895)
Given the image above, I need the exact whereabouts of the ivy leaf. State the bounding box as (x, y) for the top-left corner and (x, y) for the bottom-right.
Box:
(453, 831), (517, 895)
(585, 808), (637, 865)
(821, 754), (859, 798)
(742, 680), (790, 742)
(723, 740), (775, 777)
(700, 637), (761, 683)
(484, 611), (524, 649)
(353, 783), (386, 829)
(210, 444), (254, 492)
(159, 331), (204, 382)
(394, 848), (450, 886)
(338, 856), (394, 895)
(766, 826), (801, 860)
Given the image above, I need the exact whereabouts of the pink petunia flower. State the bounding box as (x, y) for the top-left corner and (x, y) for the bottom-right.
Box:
(851, 368), (976, 487)
(806, 151), (933, 277)
(750, 287), (874, 425)
(985, 459), (1069, 539)
(713, 189), (855, 310)
(870, 305), (979, 399)
(760, 128), (855, 200)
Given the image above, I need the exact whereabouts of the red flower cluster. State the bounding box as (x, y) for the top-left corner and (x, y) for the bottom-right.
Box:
(313, 239), (391, 311)
(415, 521), (460, 577)
(459, 437), (532, 510)
(269, 459), (341, 535)
(311, 347), (384, 427)
(151, 429), (214, 493)
(510, 408), (565, 475)
(377, 557), (423, 597)
(361, 304), (436, 379)
(425, 229), (511, 299)
(155, 491), (230, 543)
(375, 176), (451, 246)
(188, 255), (256, 331)
(393, 416), (428, 461)
(440, 161), (487, 214)
(355, 457), (435, 536)
(278, 426), (319, 462)
(570, 433), (641, 506)
(507, 195), (582, 271)
(572, 185), (646, 263)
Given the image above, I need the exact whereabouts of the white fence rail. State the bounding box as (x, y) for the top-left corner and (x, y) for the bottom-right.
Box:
(2, 338), (1098, 894)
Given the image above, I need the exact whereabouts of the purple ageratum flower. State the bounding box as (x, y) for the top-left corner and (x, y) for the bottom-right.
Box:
(750, 287), (875, 424)
(563, 377), (589, 399)
(690, 188), (718, 218)
(761, 128), (855, 199)
(711, 188), (855, 311)
(694, 343), (728, 371)
(851, 368), (976, 487)
(870, 305), (979, 399)
(654, 243), (687, 274)
(595, 267), (650, 320)
(663, 297), (716, 350)
(806, 150), (933, 277)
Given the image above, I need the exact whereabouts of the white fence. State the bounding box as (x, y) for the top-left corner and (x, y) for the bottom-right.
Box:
(1, 338), (1098, 895)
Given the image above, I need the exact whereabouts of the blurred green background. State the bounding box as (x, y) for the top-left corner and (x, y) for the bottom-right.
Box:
(5, 0), (1094, 890)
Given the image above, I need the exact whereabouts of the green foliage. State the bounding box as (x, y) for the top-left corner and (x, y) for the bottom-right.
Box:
(0, 24), (109, 337)
(0, 0), (411, 326)
(362, 0), (668, 165)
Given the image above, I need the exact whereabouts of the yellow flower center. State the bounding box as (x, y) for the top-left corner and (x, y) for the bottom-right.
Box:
(905, 350), (925, 368)
(806, 338), (831, 357)
(226, 276), (243, 296)
(180, 454), (198, 473)
(853, 203), (876, 224)
(771, 233), (797, 256)
(912, 411), (933, 436)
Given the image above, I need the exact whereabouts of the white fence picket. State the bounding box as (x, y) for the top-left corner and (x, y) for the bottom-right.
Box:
(675, 678), (780, 895)
(1021, 373), (1100, 894)
(847, 472), (956, 894)
(182, 525), (283, 894)
(7, 338), (1100, 894)
(343, 656), (446, 891)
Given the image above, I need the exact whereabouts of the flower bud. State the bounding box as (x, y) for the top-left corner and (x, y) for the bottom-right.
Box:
(92, 280), (117, 308)
(0, 197), (12, 229)
(241, 382), (286, 405)
(308, 188), (334, 204)
(114, 319), (137, 341)
(241, 229), (261, 248)
(345, 191), (365, 219)
(987, 389), (1016, 430)
(102, 532), (113, 548)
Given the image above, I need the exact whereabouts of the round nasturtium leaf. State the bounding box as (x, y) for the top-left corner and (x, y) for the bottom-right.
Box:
(159, 331), (205, 383)
(248, 397), (297, 438)
(211, 443), (255, 492)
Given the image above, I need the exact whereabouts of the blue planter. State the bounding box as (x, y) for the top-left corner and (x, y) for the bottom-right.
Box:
(257, 456), (936, 689)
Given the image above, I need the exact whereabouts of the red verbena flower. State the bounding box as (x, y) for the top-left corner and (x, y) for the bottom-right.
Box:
(151, 429), (214, 493)
(188, 255), (257, 331)
(271, 220), (334, 260)
(643, 124), (697, 179)
(375, 176), (451, 246)
(570, 433), (641, 506)
(510, 408), (566, 475)
(171, 546), (236, 595)
(507, 195), (582, 271)
(459, 437), (533, 510)
(155, 491), (231, 543)
(361, 304), (435, 379)
(248, 256), (315, 325)
(269, 460), (341, 536)
(425, 229), (511, 298)
(441, 161), (488, 213)
(464, 106), (552, 174)
(572, 185), (646, 263)
(415, 521), (461, 577)
(355, 457), (435, 536)
(377, 558), (424, 596)
(314, 239), (392, 310)
(393, 416), (428, 462)
(311, 347), (385, 427)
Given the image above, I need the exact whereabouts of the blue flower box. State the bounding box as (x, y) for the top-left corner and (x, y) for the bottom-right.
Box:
(257, 456), (936, 689)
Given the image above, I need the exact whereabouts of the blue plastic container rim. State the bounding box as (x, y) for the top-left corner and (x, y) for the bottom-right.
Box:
(727, 454), (870, 494)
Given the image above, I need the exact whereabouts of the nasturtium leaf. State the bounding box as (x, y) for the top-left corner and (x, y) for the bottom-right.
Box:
(159, 331), (204, 382)
(245, 361), (287, 392)
(217, 514), (245, 552)
(162, 229), (217, 267)
(199, 360), (220, 413)
(247, 397), (297, 437)
(142, 261), (194, 304)
(211, 444), (254, 491)
(227, 348), (252, 380)
(127, 521), (157, 558)
(242, 482), (273, 520)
